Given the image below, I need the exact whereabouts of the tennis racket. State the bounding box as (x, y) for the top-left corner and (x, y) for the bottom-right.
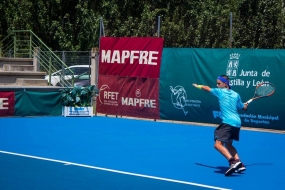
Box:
(245, 82), (275, 105)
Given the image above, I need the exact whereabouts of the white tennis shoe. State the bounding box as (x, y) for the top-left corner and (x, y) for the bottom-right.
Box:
(235, 163), (246, 173)
(225, 161), (242, 176)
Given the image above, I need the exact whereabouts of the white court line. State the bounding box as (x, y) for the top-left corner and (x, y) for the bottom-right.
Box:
(0, 150), (231, 190)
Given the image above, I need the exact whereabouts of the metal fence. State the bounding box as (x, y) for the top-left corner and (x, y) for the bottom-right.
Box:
(53, 51), (91, 67)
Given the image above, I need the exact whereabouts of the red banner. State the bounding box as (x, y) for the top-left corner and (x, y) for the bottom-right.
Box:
(96, 75), (160, 119)
(99, 37), (164, 78)
(97, 37), (163, 119)
(0, 92), (15, 116)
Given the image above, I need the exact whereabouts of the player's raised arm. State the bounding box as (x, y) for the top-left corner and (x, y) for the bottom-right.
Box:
(192, 83), (211, 92)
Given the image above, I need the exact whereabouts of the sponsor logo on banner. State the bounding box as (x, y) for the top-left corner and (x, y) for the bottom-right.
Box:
(170, 85), (201, 115)
(0, 92), (15, 116)
(98, 85), (157, 108)
(121, 88), (157, 108)
(0, 98), (9, 110)
(96, 75), (159, 119)
(212, 111), (280, 125)
(99, 84), (119, 106)
(99, 37), (164, 78)
(101, 50), (159, 65)
(225, 53), (271, 88)
(226, 53), (240, 78)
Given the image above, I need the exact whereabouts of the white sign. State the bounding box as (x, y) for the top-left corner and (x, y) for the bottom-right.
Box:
(62, 106), (93, 117)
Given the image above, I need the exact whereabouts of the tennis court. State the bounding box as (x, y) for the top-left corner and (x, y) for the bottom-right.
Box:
(0, 116), (284, 190)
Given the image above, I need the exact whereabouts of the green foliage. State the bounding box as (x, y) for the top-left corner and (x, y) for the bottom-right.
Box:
(1, 0), (285, 49)
(61, 85), (99, 107)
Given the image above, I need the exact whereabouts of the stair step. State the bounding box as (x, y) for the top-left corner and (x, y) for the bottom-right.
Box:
(0, 83), (11, 86)
(0, 58), (33, 68)
(0, 71), (46, 76)
(15, 78), (48, 86)
(3, 64), (34, 72)
(0, 57), (33, 62)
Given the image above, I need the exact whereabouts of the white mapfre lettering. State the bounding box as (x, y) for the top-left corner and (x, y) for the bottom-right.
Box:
(0, 98), (9, 109)
(121, 97), (156, 108)
(101, 50), (158, 65)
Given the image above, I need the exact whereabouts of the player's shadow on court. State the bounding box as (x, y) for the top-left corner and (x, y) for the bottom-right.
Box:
(195, 163), (230, 175)
(195, 162), (273, 175)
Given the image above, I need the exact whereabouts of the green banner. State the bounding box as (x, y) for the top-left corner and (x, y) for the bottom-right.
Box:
(160, 48), (285, 130)
(15, 90), (62, 116)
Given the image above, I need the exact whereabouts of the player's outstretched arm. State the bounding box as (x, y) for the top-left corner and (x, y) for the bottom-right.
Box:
(192, 83), (211, 92)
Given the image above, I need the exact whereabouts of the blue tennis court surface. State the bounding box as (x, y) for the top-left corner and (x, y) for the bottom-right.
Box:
(0, 116), (284, 190)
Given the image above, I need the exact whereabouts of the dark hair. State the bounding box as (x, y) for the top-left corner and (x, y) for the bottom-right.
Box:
(220, 75), (229, 81)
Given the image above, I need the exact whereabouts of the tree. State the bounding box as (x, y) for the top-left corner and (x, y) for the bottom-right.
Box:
(1, 0), (285, 49)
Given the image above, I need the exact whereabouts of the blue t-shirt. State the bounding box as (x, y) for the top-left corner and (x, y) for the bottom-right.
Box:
(210, 88), (244, 127)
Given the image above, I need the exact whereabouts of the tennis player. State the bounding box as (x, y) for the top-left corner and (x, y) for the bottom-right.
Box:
(192, 75), (248, 176)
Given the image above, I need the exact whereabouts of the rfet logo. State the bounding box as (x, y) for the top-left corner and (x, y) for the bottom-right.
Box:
(0, 92), (15, 116)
